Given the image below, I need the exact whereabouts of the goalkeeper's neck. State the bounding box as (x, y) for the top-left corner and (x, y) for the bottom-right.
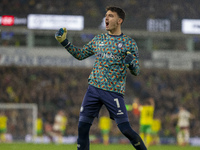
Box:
(108, 25), (122, 36)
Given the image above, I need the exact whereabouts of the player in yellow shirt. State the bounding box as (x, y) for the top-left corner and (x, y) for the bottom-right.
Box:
(98, 115), (112, 145)
(61, 114), (68, 136)
(139, 98), (154, 148)
(36, 113), (43, 136)
(0, 111), (8, 142)
(150, 118), (161, 145)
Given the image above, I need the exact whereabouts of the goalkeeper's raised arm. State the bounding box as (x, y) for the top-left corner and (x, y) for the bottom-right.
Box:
(55, 27), (94, 60)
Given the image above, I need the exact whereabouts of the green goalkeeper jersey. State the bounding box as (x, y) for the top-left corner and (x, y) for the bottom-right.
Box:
(65, 33), (140, 95)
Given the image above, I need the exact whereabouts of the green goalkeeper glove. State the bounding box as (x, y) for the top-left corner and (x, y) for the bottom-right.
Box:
(55, 28), (70, 47)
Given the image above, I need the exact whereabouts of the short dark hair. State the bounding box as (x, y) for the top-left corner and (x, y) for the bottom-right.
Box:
(106, 6), (125, 23)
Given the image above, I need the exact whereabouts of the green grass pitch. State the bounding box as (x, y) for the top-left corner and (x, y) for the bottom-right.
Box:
(0, 143), (199, 150)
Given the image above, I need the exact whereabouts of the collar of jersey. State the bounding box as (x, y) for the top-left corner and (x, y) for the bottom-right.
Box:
(107, 33), (123, 37)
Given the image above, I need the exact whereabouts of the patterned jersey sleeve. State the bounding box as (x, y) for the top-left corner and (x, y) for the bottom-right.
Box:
(129, 39), (140, 76)
(64, 36), (96, 60)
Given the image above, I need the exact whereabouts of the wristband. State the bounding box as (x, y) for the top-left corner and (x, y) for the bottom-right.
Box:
(61, 39), (70, 48)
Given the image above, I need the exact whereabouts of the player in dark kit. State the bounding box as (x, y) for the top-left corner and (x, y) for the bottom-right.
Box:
(55, 6), (147, 150)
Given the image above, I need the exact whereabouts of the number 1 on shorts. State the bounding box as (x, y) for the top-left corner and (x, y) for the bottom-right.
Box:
(114, 98), (120, 108)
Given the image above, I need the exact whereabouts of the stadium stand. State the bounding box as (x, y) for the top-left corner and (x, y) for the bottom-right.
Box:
(1, 0), (200, 29)
(0, 66), (199, 137)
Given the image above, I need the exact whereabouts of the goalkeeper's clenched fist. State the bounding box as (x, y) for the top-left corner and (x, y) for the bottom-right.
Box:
(125, 51), (136, 70)
(55, 28), (70, 47)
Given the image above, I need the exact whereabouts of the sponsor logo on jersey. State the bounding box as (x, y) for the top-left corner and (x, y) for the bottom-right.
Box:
(97, 52), (121, 60)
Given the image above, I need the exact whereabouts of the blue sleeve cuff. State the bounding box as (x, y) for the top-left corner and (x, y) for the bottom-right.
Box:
(61, 39), (70, 48)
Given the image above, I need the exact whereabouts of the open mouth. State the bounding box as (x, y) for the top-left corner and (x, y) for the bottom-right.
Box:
(106, 22), (109, 27)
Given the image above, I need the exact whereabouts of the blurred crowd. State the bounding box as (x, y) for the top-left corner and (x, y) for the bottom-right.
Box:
(1, 0), (199, 19)
(0, 66), (89, 136)
(1, 0), (200, 29)
(0, 66), (200, 138)
(129, 69), (200, 137)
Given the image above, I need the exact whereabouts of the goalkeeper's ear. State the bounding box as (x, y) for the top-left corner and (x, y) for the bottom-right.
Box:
(118, 18), (123, 25)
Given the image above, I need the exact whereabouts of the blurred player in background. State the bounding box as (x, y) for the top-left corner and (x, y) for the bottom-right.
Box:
(36, 112), (43, 137)
(98, 113), (112, 145)
(150, 117), (161, 145)
(55, 6), (147, 150)
(0, 111), (8, 142)
(52, 110), (68, 143)
(132, 97), (141, 119)
(172, 106), (195, 146)
(139, 98), (155, 148)
(60, 112), (68, 137)
(125, 97), (141, 119)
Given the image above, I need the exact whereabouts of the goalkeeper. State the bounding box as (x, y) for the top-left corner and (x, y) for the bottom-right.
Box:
(55, 6), (146, 150)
